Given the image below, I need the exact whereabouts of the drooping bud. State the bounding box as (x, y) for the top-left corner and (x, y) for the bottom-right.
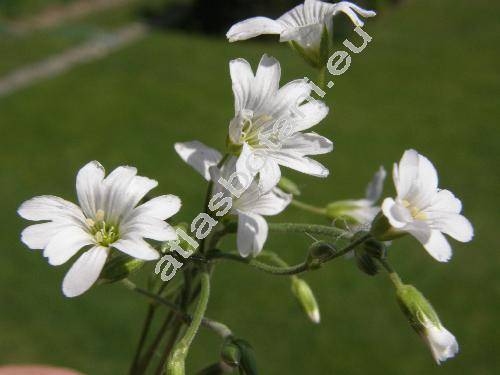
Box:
(291, 278), (320, 324)
(278, 177), (301, 196)
(306, 241), (336, 269)
(231, 339), (258, 375)
(354, 250), (379, 276)
(363, 239), (387, 259)
(221, 338), (241, 368)
(99, 254), (144, 283)
(370, 212), (407, 241)
(396, 284), (459, 364)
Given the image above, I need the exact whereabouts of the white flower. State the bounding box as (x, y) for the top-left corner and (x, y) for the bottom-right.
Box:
(175, 141), (291, 257)
(421, 317), (459, 365)
(18, 161), (181, 297)
(327, 166), (386, 227)
(227, 0), (375, 54)
(229, 54), (333, 193)
(381, 150), (473, 262)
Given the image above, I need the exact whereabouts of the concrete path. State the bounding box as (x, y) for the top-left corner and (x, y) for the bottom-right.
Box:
(0, 23), (148, 97)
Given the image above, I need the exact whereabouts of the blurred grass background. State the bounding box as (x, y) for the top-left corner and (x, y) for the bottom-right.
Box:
(0, 0), (499, 373)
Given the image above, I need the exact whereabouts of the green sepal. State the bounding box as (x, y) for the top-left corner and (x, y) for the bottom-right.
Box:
(99, 254), (144, 283)
(396, 284), (442, 334)
(370, 212), (407, 241)
(325, 200), (361, 223)
(319, 24), (331, 68)
(221, 338), (241, 368)
(288, 41), (320, 69)
(278, 176), (301, 196)
(306, 241), (336, 269)
(232, 339), (258, 375)
(226, 135), (242, 155)
(354, 250), (379, 276)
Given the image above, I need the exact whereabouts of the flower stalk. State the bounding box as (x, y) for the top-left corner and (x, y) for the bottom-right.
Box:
(167, 270), (211, 375)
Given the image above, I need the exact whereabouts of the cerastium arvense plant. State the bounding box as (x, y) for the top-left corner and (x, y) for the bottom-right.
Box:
(18, 1), (473, 373)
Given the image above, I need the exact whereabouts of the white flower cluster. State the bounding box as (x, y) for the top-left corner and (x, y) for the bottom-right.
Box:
(16, 0), (474, 367)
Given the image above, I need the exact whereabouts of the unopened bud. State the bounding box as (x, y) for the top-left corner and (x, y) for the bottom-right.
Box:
(221, 338), (241, 368)
(278, 177), (301, 196)
(354, 251), (379, 276)
(231, 339), (258, 375)
(363, 239), (387, 259)
(307, 241), (336, 269)
(291, 278), (320, 324)
(396, 284), (459, 364)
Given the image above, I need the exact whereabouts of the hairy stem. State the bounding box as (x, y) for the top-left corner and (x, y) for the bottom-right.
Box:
(378, 258), (404, 288)
(129, 304), (156, 375)
(166, 271), (211, 374)
(268, 222), (350, 239)
(209, 234), (371, 276)
(122, 278), (230, 338)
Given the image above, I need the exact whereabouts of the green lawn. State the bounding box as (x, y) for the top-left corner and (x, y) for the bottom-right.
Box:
(0, 0), (147, 76)
(0, 0), (498, 373)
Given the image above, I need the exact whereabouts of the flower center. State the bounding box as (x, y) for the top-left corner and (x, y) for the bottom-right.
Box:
(239, 114), (273, 147)
(402, 200), (427, 220)
(86, 209), (119, 246)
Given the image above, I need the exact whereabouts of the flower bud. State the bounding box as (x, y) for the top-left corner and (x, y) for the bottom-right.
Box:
(231, 339), (258, 375)
(396, 284), (459, 364)
(363, 239), (387, 259)
(306, 241), (336, 269)
(278, 177), (301, 196)
(99, 254), (144, 283)
(291, 278), (320, 324)
(370, 212), (406, 241)
(354, 251), (379, 276)
(221, 338), (241, 368)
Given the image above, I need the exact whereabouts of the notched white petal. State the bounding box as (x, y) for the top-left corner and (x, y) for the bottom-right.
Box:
(175, 141), (222, 180)
(62, 246), (109, 298)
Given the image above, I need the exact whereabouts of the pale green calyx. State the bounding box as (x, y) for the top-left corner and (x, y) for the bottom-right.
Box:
(278, 176), (301, 196)
(396, 284), (441, 333)
(291, 278), (320, 324)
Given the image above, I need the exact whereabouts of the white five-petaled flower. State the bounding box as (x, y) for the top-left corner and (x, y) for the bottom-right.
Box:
(421, 316), (459, 365)
(381, 150), (473, 262)
(229, 54), (333, 193)
(227, 0), (375, 55)
(18, 161), (181, 297)
(175, 141), (291, 257)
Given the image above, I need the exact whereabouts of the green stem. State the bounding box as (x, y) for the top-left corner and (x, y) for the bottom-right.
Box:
(268, 222), (349, 239)
(378, 258), (404, 288)
(129, 304), (156, 375)
(290, 199), (328, 216)
(323, 233), (372, 262)
(209, 234), (371, 276)
(122, 278), (231, 339)
(167, 271), (211, 375)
